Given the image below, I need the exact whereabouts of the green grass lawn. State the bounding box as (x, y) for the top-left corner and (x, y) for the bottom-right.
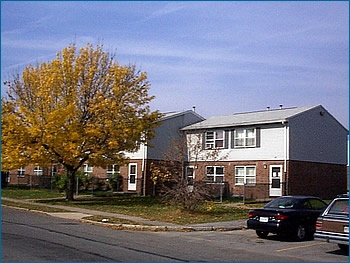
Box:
(2, 188), (259, 225)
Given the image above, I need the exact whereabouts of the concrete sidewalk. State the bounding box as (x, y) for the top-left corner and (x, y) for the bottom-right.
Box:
(2, 197), (248, 232)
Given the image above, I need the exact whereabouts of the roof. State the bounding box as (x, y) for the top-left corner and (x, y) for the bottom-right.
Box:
(160, 109), (205, 122)
(181, 105), (319, 130)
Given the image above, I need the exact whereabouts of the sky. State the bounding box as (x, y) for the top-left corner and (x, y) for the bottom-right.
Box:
(1, 1), (349, 128)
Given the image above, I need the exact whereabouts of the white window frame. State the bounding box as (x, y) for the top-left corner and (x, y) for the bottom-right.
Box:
(205, 130), (224, 149)
(235, 166), (256, 185)
(185, 166), (195, 184)
(83, 164), (93, 176)
(106, 164), (120, 178)
(128, 163), (137, 191)
(234, 128), (256, 148)
(33, 166), (43, 176)
(51, 164), (58, 177)
(17, 167), (25, 177)
(206, 166), (225, 182)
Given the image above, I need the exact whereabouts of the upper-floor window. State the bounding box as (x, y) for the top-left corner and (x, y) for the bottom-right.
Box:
(33, 166), (43, 176)
(235, 166), (256, 185)
(206, 166), (224, 182)
(234, 128), (256, 148)
(17, 167), (25, 177)
(205, 131), (224, 149)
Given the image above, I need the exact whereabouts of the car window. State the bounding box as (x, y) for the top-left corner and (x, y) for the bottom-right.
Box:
(302, 201), (311, 209)
(309, 199), (327, 210)
(328, 199), (349, 215)
(264, 197), (298, 209)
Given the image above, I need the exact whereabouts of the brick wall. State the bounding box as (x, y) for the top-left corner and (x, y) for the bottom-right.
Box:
(288, 161), (347, 199)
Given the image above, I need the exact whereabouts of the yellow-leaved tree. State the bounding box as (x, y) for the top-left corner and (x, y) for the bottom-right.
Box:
(2, 43), (162, 200)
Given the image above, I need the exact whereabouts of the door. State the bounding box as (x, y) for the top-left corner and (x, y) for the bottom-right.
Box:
(128, 163), (137, 191)
(269, 165), (282, 197)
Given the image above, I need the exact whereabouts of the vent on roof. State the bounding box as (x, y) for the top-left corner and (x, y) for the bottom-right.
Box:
(279, 104), (283, 109)
(266, 106), (270, 111)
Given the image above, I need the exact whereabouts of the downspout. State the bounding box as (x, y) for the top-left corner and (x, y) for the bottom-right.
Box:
(141, 142), (147, 196)
(282, 120), (288, 195)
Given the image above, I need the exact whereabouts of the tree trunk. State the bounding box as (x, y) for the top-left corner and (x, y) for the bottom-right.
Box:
(66, 169), (76, 201)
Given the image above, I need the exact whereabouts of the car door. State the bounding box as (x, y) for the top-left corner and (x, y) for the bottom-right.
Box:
(304, 199), (328, 230)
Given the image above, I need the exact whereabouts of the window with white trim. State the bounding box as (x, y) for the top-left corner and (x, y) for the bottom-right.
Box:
(234, 128), (256, 148)
(106, 164), (120, 178)
(205, 130), (224, 149)
(51, 165), (58, 177)
(185, 166), (195, 185)
(33, 166), (43, 176)
(235, 166), (256, 185)
(17, 167), (25, 177)
(206, 166), (224, 182)
(83, 164), (93, 176)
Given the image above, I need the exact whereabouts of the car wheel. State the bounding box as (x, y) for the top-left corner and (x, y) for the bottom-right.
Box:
(295, 224), (307, 241)
(256, 230), (269, 238)
(338, 244), (349, 252)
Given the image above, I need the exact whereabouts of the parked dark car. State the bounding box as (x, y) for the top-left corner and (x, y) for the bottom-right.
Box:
(314, 195), (349, 252)
(247, 196), (328, 241)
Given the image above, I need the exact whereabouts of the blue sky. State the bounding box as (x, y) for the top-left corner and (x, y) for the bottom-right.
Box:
(1, 1), (349, 128)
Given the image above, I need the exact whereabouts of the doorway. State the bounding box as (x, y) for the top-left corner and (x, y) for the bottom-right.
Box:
(269, 165), (282, 196)
(128, 163), (137, 191)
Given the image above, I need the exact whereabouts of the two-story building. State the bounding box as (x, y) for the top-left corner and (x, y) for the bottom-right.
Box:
(4, 105), (348, 200)
(4, 109), (205, 195)
(181, 105), (348, 200)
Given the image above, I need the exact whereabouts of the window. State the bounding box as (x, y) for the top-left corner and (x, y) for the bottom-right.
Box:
(83, 164), (93, 176)
(186, 166), (195, 185)
(106, 164), (120, 178)
(205, 131), (224, 149)
(17, 167), (25, 177)
(206, 166), (224, 182)
(33, 166), (43, 176)
(129, 164), (137, 184)
(328, 200), (349, 215)
(51, 165), (58, 177)
(234, 128), (256, 148)
(235, 166), (256, 185)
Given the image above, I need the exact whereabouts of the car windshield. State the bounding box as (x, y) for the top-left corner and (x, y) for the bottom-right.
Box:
(328, 199), (349, 215)
(264, 197), (300, 209)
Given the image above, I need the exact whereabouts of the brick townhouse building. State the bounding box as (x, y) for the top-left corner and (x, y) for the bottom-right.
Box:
(4, 105), (348, 200)
(181, 105), (348, 200)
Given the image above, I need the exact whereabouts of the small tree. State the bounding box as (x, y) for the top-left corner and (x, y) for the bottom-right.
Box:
(149, 160), (173, 196)
(157, 131), (229, 210)
(2, 43), (162, 200)
(153, 134), (211, 210)
(162, 177), (216, 210)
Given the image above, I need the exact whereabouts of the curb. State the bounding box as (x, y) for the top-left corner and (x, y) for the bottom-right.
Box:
(80, 218), (247, 232)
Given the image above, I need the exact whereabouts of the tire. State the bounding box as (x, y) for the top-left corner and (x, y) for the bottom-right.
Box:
(256, 230), (269, 239)
(338, 244), (349, 252)
(295, 224), (307, 241)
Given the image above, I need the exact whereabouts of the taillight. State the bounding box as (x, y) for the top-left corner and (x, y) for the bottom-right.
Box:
(275, 214), (288, 220)
(249, 212), (257, 218)
(316, 220), (323, 230)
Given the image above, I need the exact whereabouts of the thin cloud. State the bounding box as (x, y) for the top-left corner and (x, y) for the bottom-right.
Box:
(140, 2), (187, 23)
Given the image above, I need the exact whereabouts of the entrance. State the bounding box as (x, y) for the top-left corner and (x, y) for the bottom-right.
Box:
(269, 165), (282, 196)
(128, 163), (137, 191)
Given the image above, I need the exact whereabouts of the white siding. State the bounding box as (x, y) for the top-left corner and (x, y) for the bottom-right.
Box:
(187, 123), (287, 161)
(124, 143), (146, 159)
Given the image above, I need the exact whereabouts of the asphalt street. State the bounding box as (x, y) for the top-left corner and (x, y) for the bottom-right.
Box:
(2, 206), (348, 262)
